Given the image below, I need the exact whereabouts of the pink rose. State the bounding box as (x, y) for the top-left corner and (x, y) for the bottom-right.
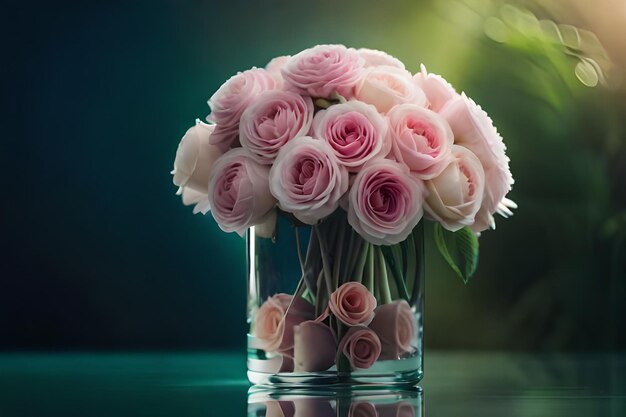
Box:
(413, 64), (457, 113)
(293, 320), (337, 372)
(348, 159), (426, 245)
(207, 68), (277, 151)
(207, 149), (275, 235)
(254, 294), (315, 353)
(358, 48), (405, 69)
(329, 282), (377, 326)
(269, 136), (349, 224)
(355, 66), (426, 113)
(239, 91), (314, 164)
(424, 145), (485, 231)
(441, 93), (514, 232)
(368, 300), (416, 360)
(388, 104), (454, 180)
(338, 326), (382, 370)
(171, 121), (223, 214)
(312, 100), (389, 171)
(281, 44), (365, 98)
(349, 402), (378, 417)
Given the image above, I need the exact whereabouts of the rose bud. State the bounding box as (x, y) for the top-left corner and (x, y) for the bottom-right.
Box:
(293, 321), (337, 372)
(368, 300), (416, 360)
(338, 326), (382, 370)
(355, 66), (426, 113)
(329, 282), (377, 326)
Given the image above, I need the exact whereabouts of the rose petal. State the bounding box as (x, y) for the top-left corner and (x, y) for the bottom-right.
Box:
(293, 321), (337, 372)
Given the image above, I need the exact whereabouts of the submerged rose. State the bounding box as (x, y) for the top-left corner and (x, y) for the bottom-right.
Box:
(239, 90), (314, 164)
(338, 326), (382, 370)
(293, 321), (337, 372)
(207, 68), (277, 150)
(424, 145), (485, 231)
(281, 44), (365, 98)
(441, 93), (514, 232)
(254, 294), (315, 354)
(270, 136), (349, 224)
(312, 100), (389, 171)
(368, 300), (416, 360)
(358, 48), (405, 69)
(355, 66), (426, 113)
(329, 282), (377, 326)
(388, 103), (453, 180)
(348, 159), (426, 245)
(413, 64), (457, 113)
(377, 402), (415, 417)
(207, 149), (275, 235)
(349, 402), (378, 417)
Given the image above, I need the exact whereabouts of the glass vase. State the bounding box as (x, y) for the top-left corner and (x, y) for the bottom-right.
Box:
(247, 209), (424, 387)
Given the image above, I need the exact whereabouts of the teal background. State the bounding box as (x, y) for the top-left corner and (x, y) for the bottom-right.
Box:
(2, 0), (625, 351)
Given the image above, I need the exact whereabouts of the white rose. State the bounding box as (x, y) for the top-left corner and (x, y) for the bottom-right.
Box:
(171, 121), (223, 213)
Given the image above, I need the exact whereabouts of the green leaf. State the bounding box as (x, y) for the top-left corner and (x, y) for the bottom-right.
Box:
(433, 224), (479, 284)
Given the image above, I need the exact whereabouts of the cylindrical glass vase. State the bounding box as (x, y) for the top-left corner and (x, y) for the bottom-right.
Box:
(247, 210), (424, 386)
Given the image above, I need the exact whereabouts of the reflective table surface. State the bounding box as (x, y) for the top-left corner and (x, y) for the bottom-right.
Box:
(0, 352), (624, 416)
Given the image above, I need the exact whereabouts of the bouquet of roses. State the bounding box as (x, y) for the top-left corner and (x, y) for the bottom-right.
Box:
(172, 45), (515, 375)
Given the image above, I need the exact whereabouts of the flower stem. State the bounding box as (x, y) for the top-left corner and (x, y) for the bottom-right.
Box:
(315, 269), (326, 317)
(364, 244), (374, 292)
(294, 226), (305, 275)
(375, 246), (392, 304)
(381, 244), (410, 302)
(332, 221), (346, 289)
(405, 233), (417, 296)
(315, 225), (335, 299)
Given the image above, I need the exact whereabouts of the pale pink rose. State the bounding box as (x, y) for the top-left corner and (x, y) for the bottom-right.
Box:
(424, 145), (485, 231)
(338, 326), (382, 370)
(293, 321), (337, 372)
(312, 100), (389, 171)
(207, 68), (277, 151)
(388, 103), (454, 180)
(265, 55), (291, 76)
(207, 149), (275, 235)
(349, 402), (378, 417)
(355, 66), (427, 113)
(281, 44), (365, 98)
(358, 48), (405, 69)
(329, 282), (377, 326)
(368, 300), (416, 360)
(239, 91), (314, 164)
(348, 159), (426, 245)
(254, 294), (315, 353)
(377, 402), (415, 417)
(440, 93), (514, 232)
(413, 64), (457, 113)
(269, 136), (349, 224)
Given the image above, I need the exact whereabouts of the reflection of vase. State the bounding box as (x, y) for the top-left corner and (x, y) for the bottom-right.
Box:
(247, 210), (424, 386)
(248, 387), (423, 417)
